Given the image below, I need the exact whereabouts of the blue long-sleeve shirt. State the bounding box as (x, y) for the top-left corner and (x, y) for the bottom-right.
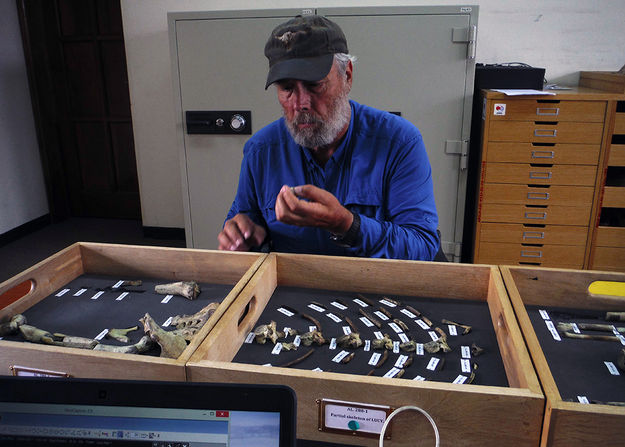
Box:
(226, 100), (439, 260)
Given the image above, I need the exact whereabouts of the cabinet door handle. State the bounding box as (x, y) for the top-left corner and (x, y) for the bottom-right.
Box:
(531, 150), (555, 159)
(534, 129), (557, 137)
(536, 107), (560, 116)
(529, 171), (552, 179)
(523, 231), (545, 240)
(527, 192), (550, 200)
(521, 250), (543, 258)
(524, 211), (547, 220)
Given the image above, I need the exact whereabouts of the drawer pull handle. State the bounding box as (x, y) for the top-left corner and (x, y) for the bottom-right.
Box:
(525, 211), (547, 220)
(529, 171), (552, 179)
(536, 107), (560, 116)
(521, 250), (543, 258)
(523, 231), (545, 240)
(527, 192), (550, 200)
(534, 129), (557, 137)
(531, 150), (555, 159)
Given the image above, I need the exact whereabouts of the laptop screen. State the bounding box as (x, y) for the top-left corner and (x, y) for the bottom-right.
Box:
(0, 377), (296, 447)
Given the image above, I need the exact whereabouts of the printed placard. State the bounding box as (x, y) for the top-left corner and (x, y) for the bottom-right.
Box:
(277, 307), (295, 317)
(392, 341), (400, 354)
(383, 367), (402, 378)
(312, 367), (323, 372)
(116, 292), (129, 301)
(283, 327), (291, 335)
(330, 301), (348, 310)
(262, 363), (272, 367)
(400, 309), (417, 319)
(342, 326), (352, 335)
(271, 343), (283, 355)
(398, 332), (410, 343)
(577, 396), (590, 404)
(308, 303), (325, 313)
(448, 325), (458, 336)
(112, 280), (125, 289)
(162, 316), (173, 327)
(374, 311), (389, 321)
(95, 329), (109, 341)
(55, 289), (70, 297)
(309, 325), (317, 332)
(605, 361), (620, 376)
(353, 298), (368, 307)
(453, 375), (468, 384)
(364, 340), (371, 351)
(359, 317), (374, 328)
(461, 346), (471, 359)
(332, 351), (350, 363)
(416, 319), (430, 330)
(368, 352), (382, 366)
(244, 332), (255, 344)
(539, 309), (550, 320)
(413, 375), (426, 381)
(90, 291), (104, 300)
(395, 355), (409, 368)
(570, 323), (580, 334)
(416, 343), (424, 356)
(428, 331), (439, 341)
(388, 322), (402, 333)
(293, 335), (301, 347)
(461, 359), (471, 373)
(545, 320), (562, 341)
(161, 294), (173, 304)
(73, 288), (87, 296)
(329, 338), (337, 350)
(426, 357), (440, 371)
(326, 313), (342, 323)
(374, 331), (384, 340)
(379, 299), (397, 308)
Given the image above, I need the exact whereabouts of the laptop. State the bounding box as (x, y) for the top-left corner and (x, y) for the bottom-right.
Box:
(0, 376), (296, 447)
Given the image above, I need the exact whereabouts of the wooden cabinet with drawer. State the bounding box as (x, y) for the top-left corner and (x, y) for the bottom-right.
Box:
(473, 89), (616, 269)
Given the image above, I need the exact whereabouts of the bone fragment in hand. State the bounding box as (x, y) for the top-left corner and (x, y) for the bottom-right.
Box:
(154, 281), (200, 300)
(140, 313), (188, 359)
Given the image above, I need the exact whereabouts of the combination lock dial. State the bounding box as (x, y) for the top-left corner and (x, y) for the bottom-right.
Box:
(230, 114), (246, 131)
(185, 110), (252, 135)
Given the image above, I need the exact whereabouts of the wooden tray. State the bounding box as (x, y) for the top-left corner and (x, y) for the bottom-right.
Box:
(187, 253), (543, 446)
(500, 265), (625, 446)
(0, 242), (265, 381)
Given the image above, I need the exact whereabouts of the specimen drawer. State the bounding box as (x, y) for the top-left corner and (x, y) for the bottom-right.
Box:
(186, 253), (543, 447)
(608, 144), (625, 166)
(488, 121), (604, 144)
(501, 266), (625, 446)
(594, 227), (625, 248)
(476, 243), (585, 269)
(0, 242), (265, 381)
(480, 184), (594, 207)
(485, 142), (601, 165)
(590, 247), (625, 272)
(478, 223), (588, 246)
(479, 203), (591, 226)
(482, 163), (597, 186)
(486, 99), (606, 122)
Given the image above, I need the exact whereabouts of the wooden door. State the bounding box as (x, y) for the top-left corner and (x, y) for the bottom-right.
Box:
(18, 0), (140, 219)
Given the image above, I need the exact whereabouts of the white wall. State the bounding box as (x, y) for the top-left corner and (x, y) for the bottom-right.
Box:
(121, 0), (625, 229)
(0, 1), (48, 234)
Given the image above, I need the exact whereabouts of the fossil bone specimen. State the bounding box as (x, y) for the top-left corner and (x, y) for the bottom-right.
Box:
(424, 335), (451, 354)
(253, 321), (283, 344)
(372, 333), (394, 350)
(278, 348), (314, 368)
(140, 313), (187, 359)
(19, 325), (58, 345)
(300, 330), (327, 346)
(557, 322), (625, 334)
(52, 333), (99, 349)
(281, 342), (298, 351)
(106, 326), (139, 343)
(154, 281), (200, 300)
(340, 352), (355, 364)
(95, 335), (155, 354)
(606, 312), (625, 322)
(170, 302), (220, 340)
(399, 340), (417, 352)
(470, 342), (484, 357)
(441, 319), (472, 335)
(358, 308), (382, 328)
(337, 332), (363, 349)
(0, 314), (27, 336)
(302, 313), (323, 331)
(618, 348), (625, 372)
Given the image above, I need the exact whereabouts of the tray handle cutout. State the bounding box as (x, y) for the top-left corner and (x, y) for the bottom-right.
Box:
(0, 280), (35, 310)
(237, 295), (257, 334)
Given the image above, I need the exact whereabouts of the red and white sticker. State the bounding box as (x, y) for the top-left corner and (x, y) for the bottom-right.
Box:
(494, 103), (506, 116)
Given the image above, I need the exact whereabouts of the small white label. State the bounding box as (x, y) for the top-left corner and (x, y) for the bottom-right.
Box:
(244, 332), (255, 343)
(283, 327), (291, 335)
(95, 329), (109, 340)
(374, 311), (389, 321)
(616, 334), (625, 346)
(460, 6), (472, 12)
(162, 316), (173, 327)
(161, 294), (173, 304)
(413, 375), (426, 381)
(461, 359), (471, 373)
(312, 367), (323, 372)
(374, 331), (384, 340)
(309, 325), (317, 333)
(73, 288), (87, 296)
(448, 325), (458, 336)
(326, 313), (342, 323)
(571, 323), (581, 334)
(453, 375), (468, 384)
(329, 338), (337, 350)
(400, 309), (417, 319)
(416, 319), (430, 330)
(360, 317), (374, 328)
(293, 335), (301, 347)
(112, 280), (125, 288)
(605, 361), (620, 376)
(368, 352), (382, 366)
(330, 301), (348, 310)
(426, 357), (440, 371)
(262, 363), (272, 367)
(416, 343), (424, 355)
(332, 351), (350, 363)
(115, 292), (129, 301)
(342, 326), (352, 335)
(271, 343), (283, 355)
(379, 299), (397, 308)
(545, 320), (561, 341)
(393, 341), (400, 354)
(277, 307), (295, 317)
(308, 303), (325, 313)
(55, 289), (70, 297)
(395, 355), (409, 368)
(90, 291), (104, 300)
(539, 309), (550, 320)
(364, 340), (371, 351)
(388, 322), (402, 333)
(461, 346), (471, 358)
(353, 299), (368, 307)
(383, 367), (402, 378)
(493, 103), (506, 116)
(428, 331), (439, 341)
(577, 396), (590, 404)
(398, 332), (410, 343)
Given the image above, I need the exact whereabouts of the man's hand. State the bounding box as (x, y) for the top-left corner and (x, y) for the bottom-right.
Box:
(275, 184), (353, 234)
(218, 213), (267, 251)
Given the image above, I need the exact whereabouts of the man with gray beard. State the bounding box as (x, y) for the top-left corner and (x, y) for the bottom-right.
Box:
(218, 15), (439, 260)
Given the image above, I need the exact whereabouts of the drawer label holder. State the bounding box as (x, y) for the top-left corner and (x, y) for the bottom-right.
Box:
(317, 398), (394, 439)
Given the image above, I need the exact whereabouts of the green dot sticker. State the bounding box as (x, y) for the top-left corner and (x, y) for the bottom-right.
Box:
(348, 420), (360, 431)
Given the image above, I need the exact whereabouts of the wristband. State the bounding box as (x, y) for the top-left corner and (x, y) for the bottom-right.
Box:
(329, 211), (360, 247)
